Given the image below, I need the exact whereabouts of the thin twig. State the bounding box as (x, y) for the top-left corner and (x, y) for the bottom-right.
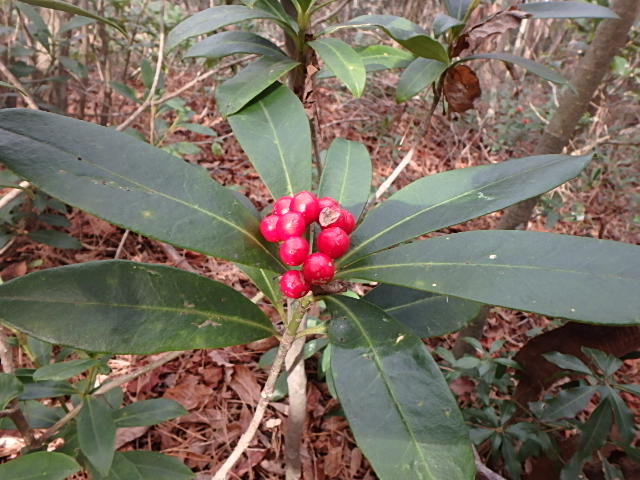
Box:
(473, 446), (507, 480)
(114, 229), (130, 259)
(0, 181), (30, 210)
(375, 147), (415, 200)
(159, 242), (199, 273)
(116, 10), (165, 133)
(211, 329), (297, 480)
(0, 59), (38, 109)
(312, 0), (351, 27)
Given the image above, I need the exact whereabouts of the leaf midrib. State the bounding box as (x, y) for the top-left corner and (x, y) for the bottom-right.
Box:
(329, 297), (434, 478)
(342, 260), (636, 282)
(317, 40), (363, 93)
(0, 124), (280, 266)
(258, 100), (294, 197)
(1, 296), (274, 333)
(341, 155), (585, 266)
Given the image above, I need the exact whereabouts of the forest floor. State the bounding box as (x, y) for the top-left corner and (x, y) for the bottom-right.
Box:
(1, 64), (639, 479)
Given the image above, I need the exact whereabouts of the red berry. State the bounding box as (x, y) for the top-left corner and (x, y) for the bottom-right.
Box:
(273, 196), (293, 215)
(276, 212), (306, 239)
(260, 215), (280, 242)
(302, 252), (335, 284)
(322, 208), (356, 234)
(280, 270), (310, 299)
(291, 191), (320, 224)
(279, 236), (309, 266)
(317, 196), (339, 212)
(317, 227), (350, 258)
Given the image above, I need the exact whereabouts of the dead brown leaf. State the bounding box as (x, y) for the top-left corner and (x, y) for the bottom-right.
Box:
(452, 8), (530, 57)
(163, 374), (210, 410)
(444, 65), (482, 113)
(229, 365), (261, 405)
(115, 426), (149, 448)
(0, 261), (27, 281)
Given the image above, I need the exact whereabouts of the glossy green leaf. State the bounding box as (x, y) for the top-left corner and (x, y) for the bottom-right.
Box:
(327, 295), (474, 479)
(19, 380), (77, 399)
(113, 399), (186, 427)
(444, 0), (475, 20)
(0, 452), (80, 480)
(616, 384), (640, 396)
(364, 284), (482, 337)
(521, 2), (619, 19)
(33, 358), (101, 381)
(605, 387), (635, 444)
(0, 373), (23, 409)
(577, 399), (613, 459)
(309, 38), (366, 97)
(325, 15), (449, 64)
(0, 261), (274, 354)
(318, 138), (371, 220)
(216, 57), (299, 116)
(396, 58), (447, 102)
(432, 14), (465, 36)
(459, 53), (567, 84)
(228, 84), (312, 199)
(358, 45), (414, 72)
(78, 396), (117, 476)
(27, 230), (82, 249)
(18, 0), (125, 35)
(539, 386), (597, 421)
(0, 109), (281, 270)
(238, 264), (283, 308)
(340, 153), (592, 266)
(96, 451), (194, 480)
(166, 5), (281, 50)
(185, 31), (286, 59)
(582, 347), (622, 376)
(339, 231), (640, 325)
(242, 0), (297, 33)
(542, 351), (593, 375)
(59, 15), (95, 34)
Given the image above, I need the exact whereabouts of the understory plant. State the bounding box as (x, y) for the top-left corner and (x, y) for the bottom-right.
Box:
(0, 1), (638, 480)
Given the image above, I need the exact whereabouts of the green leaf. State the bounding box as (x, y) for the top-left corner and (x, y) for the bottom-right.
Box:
(185, 31), (286, 59)
(0, 452), (80, 480)
(215, 57), (299, 116)
(167, 5), (281, 50)
(539, 386), (597, 421)
(542, 351), (593, 375)
(318, 138), (372, 220)
(432, 14), (465, 37)
(327, 295), (474, 479)
(37, 213), (71, 227)
(358, 45), (414, 72)
(340, 153), (592, 266)
(309, 38), (366, 97)
(396, 58), (447, 102)
(576, 399), (613, 460)
(0, 80), (28, 96)
(339, 231), (640, 325)
(27, 230), (82, 249)
(325, 15), (449, 64)
(228, 84), (312, 200)
(0, 260), (274, 354)
(59, 15), (96, 34)
(605, 387), (635, 444)
(18, 0), (126, 35)
(19, 380), (78, 399)
(520, 2), (619, 19)
(78, 396), (117, 476)
(616, 384), (640, 396)
(0, 373), (23, 409)
(602, 458), (624, 480)
(97, 451), (194, 480)
(242, 0), (297, 33)
(444, 0), (475, 20)
(113, 399), (187, 427)
(364, 284), (482, 337)
(110, 80), (140, 103)
(458, 53), (567, 85)
(238, 263), (283, 307)
(178, 123), (216, 136)
(33, 358), (101, 381)
(582, 347), (623, 376)
(0, 109), (281, 270)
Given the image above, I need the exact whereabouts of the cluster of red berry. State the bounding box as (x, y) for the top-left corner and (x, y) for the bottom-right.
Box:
(259, 191), (355, 299)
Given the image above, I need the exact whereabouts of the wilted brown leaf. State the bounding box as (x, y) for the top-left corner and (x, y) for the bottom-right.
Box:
(452, 8), (530, 57)
(0, 261), (27, 281)
(229, 365), (261, 405)
(115, 426), (149, 448)
(444, 65), (482, 113)
(163, 374), (210, 410)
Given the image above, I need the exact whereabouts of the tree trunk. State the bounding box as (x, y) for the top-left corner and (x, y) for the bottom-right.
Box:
(452, 0), (640, 358)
